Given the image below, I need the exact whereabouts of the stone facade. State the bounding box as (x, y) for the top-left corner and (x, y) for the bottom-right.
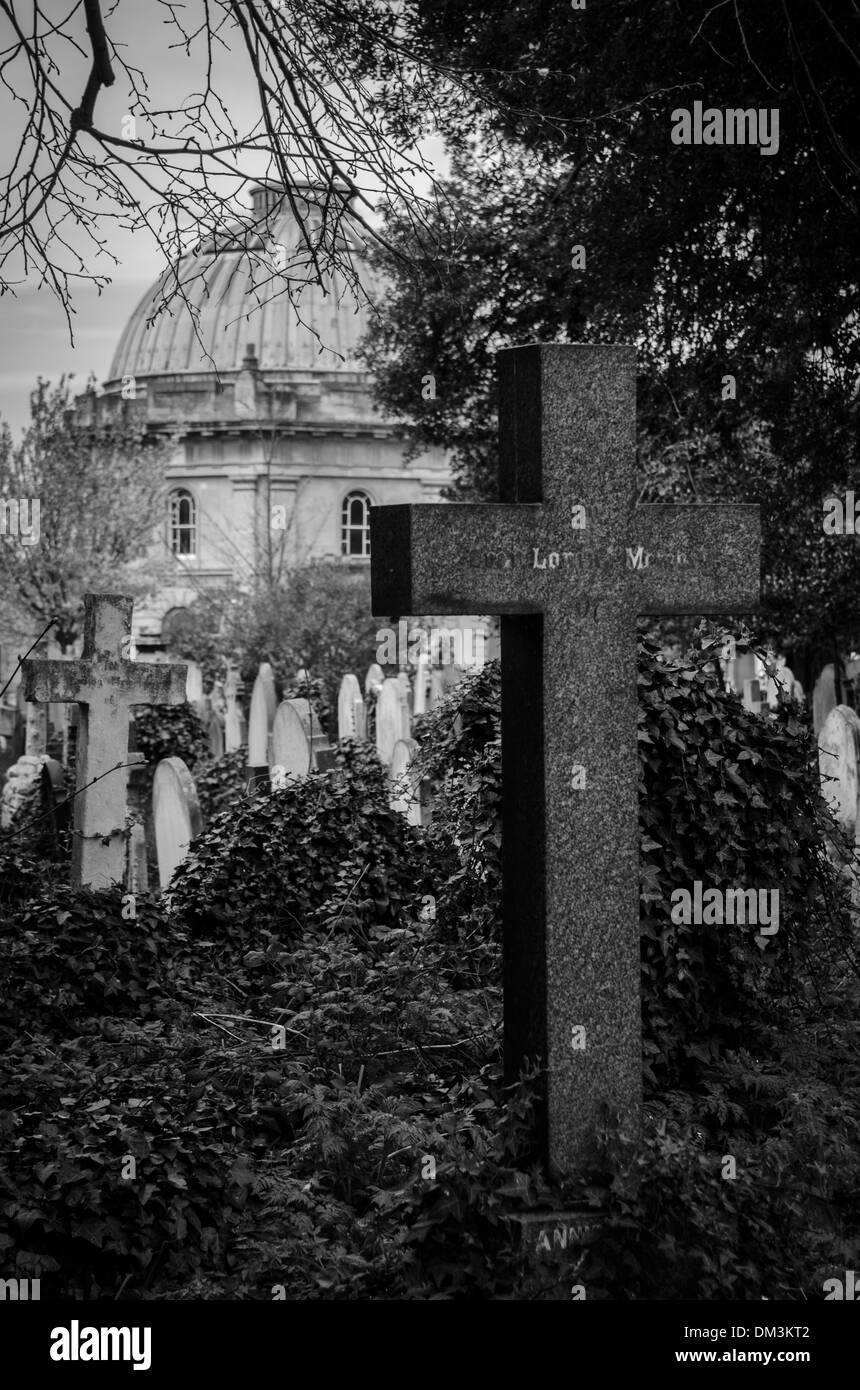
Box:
(86, 181), (451, 649)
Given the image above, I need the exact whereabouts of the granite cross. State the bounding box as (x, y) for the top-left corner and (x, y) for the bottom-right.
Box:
(22, 594), (187, 890)
(371, 343), (760, 1176)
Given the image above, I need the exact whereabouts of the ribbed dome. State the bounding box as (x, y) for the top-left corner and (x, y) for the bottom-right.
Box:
(107, 184), (377, 383)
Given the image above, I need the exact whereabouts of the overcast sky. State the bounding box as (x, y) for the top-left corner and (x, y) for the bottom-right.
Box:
(0, 2), (442, 436)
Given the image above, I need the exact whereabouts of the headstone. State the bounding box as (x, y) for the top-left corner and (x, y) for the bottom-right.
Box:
(270, 698), (330, 783)
(813, 664), (838, 736)
(40, 758), (69, 844)
(376, 678), (407, 767)
(153, 756), (203, 891)
(247, 662), (277, 769)
(22, 594), (187, 889)
(365, 663), (384, 700)
(396, 670), (412, 739)
(371, 342), (761, 1176)
(362, 663), (384, 746)
(428, 669), (447, 711)
(772, 656), (797, 707)
(389, 738), (426, 827)
(337, 674), (366, 741)
(224, 665), (247, 752)
(185, 661), (207, 718)
(818, 705), (860, 838)
(208, 709), (225, 759)
(743, 679), (765, 714)
(726, 649), (758, 695)
(413, 657), (432, 716)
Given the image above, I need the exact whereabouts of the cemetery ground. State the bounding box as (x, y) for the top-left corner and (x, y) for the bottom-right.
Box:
(2, 644), (860, 1300)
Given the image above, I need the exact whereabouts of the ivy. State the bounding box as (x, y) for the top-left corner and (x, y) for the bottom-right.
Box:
(0, 638), (858, 1298)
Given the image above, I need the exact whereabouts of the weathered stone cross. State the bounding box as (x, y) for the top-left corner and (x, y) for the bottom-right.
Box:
(22, 594), (187, 890)
(371, 343), (760, 1176)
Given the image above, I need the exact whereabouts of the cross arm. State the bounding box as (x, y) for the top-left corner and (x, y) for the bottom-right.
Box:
(628, 504), (760, 614)
(122, 662), (188, 707)
(371, 502), (540, 614)
(22, 659), (94, 704)
(22, 658), (188, 707)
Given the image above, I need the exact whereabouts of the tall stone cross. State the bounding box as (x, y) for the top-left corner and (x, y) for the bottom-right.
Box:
(22, 594), (187, 890)
(371, 344), (760, 1176)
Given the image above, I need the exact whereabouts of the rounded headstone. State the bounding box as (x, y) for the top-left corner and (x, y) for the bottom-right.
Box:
(271, 698), (325, 783)
(365, 663), (384, 699)
(818, 705), (860, 836)
(772, 660), (796, 706)
(153, 756), (202, 892)
(247, 662), (277, 766)
(338, 674), (365, 741)
(376, 678), (403, 766)
(813, 664), (838, 737)
(726, 650), (758, 695)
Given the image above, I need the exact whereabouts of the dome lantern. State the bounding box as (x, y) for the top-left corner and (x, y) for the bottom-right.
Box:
(105, 179), (376, 388)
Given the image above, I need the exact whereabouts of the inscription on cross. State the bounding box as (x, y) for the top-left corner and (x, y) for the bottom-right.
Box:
(371, 343), (760, 1175)
(22, 594), (187, 890)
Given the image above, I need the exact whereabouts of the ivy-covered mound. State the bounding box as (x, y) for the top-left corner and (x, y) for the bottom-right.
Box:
(1, 638), (859, 1299)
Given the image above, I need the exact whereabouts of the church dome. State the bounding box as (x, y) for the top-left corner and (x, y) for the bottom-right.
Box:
(106, 183), (378, 385)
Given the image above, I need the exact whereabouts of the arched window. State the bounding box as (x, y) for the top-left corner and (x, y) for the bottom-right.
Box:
(168, 489), (197, 558)
(341, 490), (371, 557)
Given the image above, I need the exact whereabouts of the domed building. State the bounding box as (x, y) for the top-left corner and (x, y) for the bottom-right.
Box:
(98, 181), (450, 650)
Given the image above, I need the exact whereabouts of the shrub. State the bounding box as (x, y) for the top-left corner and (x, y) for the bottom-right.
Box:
(166, 741), (435, 944)
(131, 704), (208, 770)
(638, 631), (852, 1089)
(192, 749), (248, 823)
(0, 887), (250, 1296)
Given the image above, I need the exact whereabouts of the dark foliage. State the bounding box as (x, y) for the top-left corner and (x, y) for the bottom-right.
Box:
(1, 643), (858, 1298)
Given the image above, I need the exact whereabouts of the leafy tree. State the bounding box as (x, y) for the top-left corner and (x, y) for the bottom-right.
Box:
(0, 378), (171, 651)
(163, 562), (381, 734)
(358, 1), (860, 680)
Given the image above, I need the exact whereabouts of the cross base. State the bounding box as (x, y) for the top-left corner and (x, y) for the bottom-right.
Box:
(508, 1209), (604, 1261)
